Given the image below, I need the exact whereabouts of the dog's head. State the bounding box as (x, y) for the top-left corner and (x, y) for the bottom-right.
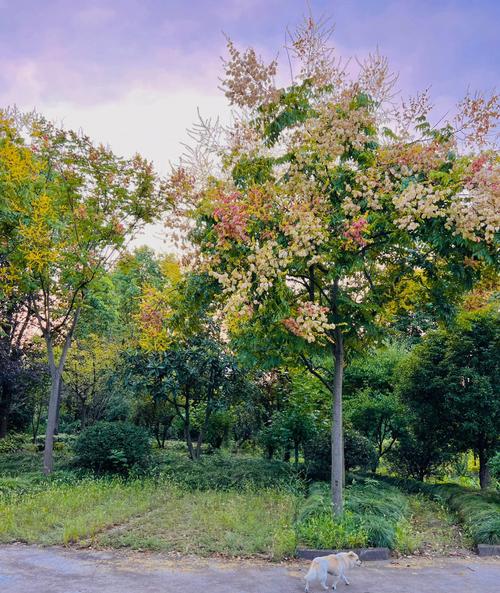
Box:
(348, 551), (362, 567)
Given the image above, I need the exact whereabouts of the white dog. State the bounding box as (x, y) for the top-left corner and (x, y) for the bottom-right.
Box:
(304, 551), (361, 591)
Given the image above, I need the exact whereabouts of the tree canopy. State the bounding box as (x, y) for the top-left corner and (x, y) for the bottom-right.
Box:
(168, 19), (499, 512)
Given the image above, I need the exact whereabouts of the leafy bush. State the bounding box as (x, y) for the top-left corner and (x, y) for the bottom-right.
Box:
(154, 448), (302, 493)
(378, 475), (500, 545)
(0, 433), (27, 454)
(303, 429), (377, 481)
(73, 422), (151, 474)
(204, 410), (233, 450)
(386, 430), (453, 481)
(303, 429), (330, 480)
(344, 431), (378, 473)
(258, 424), (287, 460)
(488, 451), (500, 481)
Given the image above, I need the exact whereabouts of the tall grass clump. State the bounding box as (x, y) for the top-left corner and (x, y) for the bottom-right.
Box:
(378, 476), (500, 545)
(296, 478), (411, 550)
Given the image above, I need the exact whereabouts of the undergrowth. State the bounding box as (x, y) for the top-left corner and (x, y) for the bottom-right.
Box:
(296, 478), (414, 550)
(377, 476), (500, 545)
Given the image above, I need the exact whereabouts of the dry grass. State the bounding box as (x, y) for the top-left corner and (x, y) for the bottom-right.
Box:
(95, 487), (297, 559)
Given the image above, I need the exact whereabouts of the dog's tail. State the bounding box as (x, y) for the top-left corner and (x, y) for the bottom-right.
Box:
(305, 559), (320, 581)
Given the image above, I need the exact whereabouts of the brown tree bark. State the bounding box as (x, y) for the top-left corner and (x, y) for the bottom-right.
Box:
(478, 448), (492, 490)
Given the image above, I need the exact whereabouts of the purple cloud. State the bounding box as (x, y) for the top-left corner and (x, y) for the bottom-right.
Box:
(1, 0), (498, 110)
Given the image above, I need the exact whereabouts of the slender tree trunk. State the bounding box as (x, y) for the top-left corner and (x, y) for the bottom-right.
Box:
(0, 379), (12, 438)
(195, 431), (203, 459)
(54, 379), (62, 435)
(32, 403), (42, 443)
(80, 403), (87, 431)
(0, 410), (8, 438)
(160, 423), (168, 448)
(43, 309), (80, 475)
(184, 399), (196, 460)
(478, 448), (491, 490)
(43, 368), (62, 474)
(184, 422), (195, 460)
(155, 420), (162, 448)
(331, 327), (344, 515)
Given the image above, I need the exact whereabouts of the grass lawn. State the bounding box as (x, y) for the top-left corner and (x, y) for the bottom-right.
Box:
(0, 478), (166, 545)
(0, 477), (297, 558)
(0, 448), (492, 559)
(0, 450), (298, 558)
(95, 488), (297, 559)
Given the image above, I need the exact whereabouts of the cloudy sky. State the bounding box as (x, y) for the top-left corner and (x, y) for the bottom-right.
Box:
(2, 0), (498, 249)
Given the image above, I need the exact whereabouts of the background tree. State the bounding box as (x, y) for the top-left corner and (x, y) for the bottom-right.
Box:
(344, 344), (407, 464)
(130, 334), (245, 459)
(132, 394), (175, 449)
(173, 19), (499, 512)
(111, 246), (166, 337)
(397, 308), (500, 488)
(0, 111), (168, 473)
(131, 266), (252, 459)
(0, 111), (39, 438)
(63, 336), (119, 430)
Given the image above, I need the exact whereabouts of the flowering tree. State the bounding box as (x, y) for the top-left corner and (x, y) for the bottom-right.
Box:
(0, 110), (168, 473)
(171, 19), (499, 513)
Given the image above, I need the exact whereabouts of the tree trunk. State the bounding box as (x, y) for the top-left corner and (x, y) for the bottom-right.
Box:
(0, 379), (12, 438)
(43, 369), (62, 474)
(54, 379), (62, 435)
(42, 308), (80, 475)
(331, 327), (344, 516)
(195, 431), (203, 460)
(183, 421), (195, 459)
(0, 409), (7, 438)
(32, 404), (42, 443)
(183, 400), (198, 460)
(160, 423), (168, 448)
(478, 448), (491, 490)
(80, 405), (87, 430)
(155, 420), (162, 449)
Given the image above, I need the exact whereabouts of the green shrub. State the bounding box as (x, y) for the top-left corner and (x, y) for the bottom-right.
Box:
(257, 425), (285, 460)
(154, 448), (302, 493)
(344, 431), (378, 473)
(0, 433), (27, 454)
(303, 429), (377, 481)
(73, 422), (151, 474)
(303, 430), (330, 481)
(488, 451), (500, 481)
(204, 410), (233, 450)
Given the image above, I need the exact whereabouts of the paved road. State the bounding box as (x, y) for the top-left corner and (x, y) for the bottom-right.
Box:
(1, 545), (499, 593)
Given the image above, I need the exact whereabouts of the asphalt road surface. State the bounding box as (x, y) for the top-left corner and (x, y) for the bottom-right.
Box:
(1, 545), (499, 593)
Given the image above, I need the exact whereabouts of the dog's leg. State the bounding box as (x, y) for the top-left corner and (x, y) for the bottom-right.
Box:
(320, 567), (329, 591)
(341, 573), (350, 586)
(304, 580), (309, 593)
(331, 576), (340, 591)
